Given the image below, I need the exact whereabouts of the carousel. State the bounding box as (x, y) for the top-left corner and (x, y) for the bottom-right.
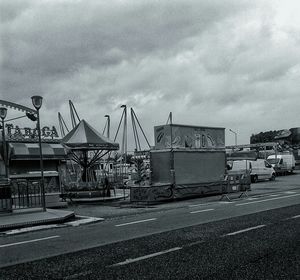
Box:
(61, 119), (119, 198)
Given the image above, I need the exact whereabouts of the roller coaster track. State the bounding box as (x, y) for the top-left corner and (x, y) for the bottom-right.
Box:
(0, 100), (36, 114)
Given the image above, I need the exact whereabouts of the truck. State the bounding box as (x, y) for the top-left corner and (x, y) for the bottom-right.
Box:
(228, 159), (276, 183)
(267, 154), (295, 175)
(131, 124), (227, 202)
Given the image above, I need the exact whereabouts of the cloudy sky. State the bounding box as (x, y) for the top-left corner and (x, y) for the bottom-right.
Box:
(1, 0), (300, 149)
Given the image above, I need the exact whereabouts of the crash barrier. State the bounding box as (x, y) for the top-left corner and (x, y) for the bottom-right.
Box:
(0, 180), (12, 213)
(59, 188), (117, 204)
(10, 179), (42, 209)
(61, 180), (117, 202)
(220, 173), (251, 201)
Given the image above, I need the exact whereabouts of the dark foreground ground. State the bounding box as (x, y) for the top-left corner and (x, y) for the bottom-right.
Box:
(1, 204), (299, 280)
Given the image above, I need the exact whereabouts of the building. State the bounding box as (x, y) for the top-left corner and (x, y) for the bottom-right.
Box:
(250, 127), (300, 165)
(1, 123), (67, 189)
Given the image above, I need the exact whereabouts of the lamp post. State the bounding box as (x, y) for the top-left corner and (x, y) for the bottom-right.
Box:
(120, 105), (127, 199)
(104, 115), (110, 139)
(229, 129), (238, 146)
(120, 105), (127, 155)
(31, 96), (46, 211)
(0, 107), (8, 178)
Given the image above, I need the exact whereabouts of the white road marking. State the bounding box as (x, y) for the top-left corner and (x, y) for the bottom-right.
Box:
(64, 271), (93, 279)
(225, 225), (266, 236)
(111, 247), (182, 266)
(236, 193), (300, 206)
(291, 214), (300, 219)
(0, 235), (60, 248)
(4, 225), (65, 235)
(190, 208), (214, 214)
(284, 191), (296, 194)
(218, 201), (233, 204)
(115, 218), (157, 227)
(188, 203), (214, 208)
(65, 216), (104, 227)
(184, 240), (205, 247)
(189, 204), (204, 208)
(3, 216), (104, 235)
(269, 194), (280, 197)
(283, 214), (300, 221)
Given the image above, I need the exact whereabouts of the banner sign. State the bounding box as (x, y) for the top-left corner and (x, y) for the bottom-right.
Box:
(4, 123), (59, 141)
(154, 124), (225, 150)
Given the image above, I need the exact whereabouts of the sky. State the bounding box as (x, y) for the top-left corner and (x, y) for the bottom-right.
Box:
(1, 0), (300, 150)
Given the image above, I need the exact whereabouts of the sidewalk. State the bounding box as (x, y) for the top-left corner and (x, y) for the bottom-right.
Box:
(0, 208), (75, 231)
(0, 189), (128, 231)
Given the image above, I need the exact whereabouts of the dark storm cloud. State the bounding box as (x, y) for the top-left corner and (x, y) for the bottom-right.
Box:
(1, 0), (300, 145)
(0, 0), (30, 23)
(0, 0), (247, 100)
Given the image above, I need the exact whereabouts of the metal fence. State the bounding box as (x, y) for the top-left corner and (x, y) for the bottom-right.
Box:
(10, 179), (42, 209)
(0, 186), (12, 212)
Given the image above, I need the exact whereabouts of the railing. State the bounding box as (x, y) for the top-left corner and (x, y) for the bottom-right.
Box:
(0, 186), (12, 212)
(10, 179), (42, 209)
(220, 173), (251, 201)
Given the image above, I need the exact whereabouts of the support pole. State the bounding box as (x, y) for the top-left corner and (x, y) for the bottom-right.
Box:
(1, 118), (8, 178)
(36, 110), (46, 211)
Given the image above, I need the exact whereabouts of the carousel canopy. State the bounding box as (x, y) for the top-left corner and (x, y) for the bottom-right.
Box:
(61, 119), (119, 150)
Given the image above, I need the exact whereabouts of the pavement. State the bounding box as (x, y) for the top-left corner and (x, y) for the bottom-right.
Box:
(0, 189), (129, 231)
(0, 208), (75, 231)
(0, 171), (299, 231)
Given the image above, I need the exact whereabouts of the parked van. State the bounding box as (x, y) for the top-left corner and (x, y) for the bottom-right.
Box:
(228, 159), (276, 183)
(267, 154), (295, 174)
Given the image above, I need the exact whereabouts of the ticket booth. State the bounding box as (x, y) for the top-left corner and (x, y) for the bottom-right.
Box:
(8, 142), (67, 192)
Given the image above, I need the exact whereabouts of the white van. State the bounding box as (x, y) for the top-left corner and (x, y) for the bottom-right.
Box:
(267, 154), (295, 174)
(228, 159), (276, 183)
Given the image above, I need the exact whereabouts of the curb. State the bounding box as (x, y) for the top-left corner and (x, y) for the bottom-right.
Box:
(0, 211), (75, 231)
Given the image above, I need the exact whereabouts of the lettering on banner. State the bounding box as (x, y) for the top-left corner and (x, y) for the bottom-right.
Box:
(5, 123), (59, 141)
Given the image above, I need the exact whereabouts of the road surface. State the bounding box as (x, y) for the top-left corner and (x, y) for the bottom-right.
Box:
(0, 186), (299, 279)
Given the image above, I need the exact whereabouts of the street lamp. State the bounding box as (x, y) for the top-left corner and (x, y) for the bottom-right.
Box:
(229, 129), (238, 146)
(0, 107), (8, 178)
(120, 105), (127, 199)
(31, 96), (46, 212)
(104, 115), (110, 139)
(120, 105), (127, 151)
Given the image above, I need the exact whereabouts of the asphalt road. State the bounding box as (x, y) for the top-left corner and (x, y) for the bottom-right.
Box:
(1, 174), (300, 279)
(0, 204), (299, 279)
(0, 187), (300, 267)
